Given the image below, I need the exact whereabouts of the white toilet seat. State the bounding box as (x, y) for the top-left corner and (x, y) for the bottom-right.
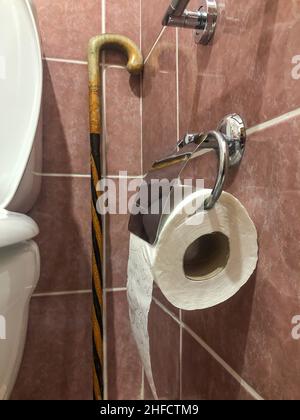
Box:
(0, 210), (39, 248)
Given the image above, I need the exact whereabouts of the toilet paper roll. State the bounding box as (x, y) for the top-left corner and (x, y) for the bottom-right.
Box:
(127, 189), (258, 399)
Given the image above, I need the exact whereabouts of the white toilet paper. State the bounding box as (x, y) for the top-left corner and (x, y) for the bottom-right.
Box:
(127, 189), (258, 398)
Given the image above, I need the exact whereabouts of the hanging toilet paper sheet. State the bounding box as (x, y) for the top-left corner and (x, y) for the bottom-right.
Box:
(127, 189), (258, 398)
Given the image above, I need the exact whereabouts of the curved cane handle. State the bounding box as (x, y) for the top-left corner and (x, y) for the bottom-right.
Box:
(203, 131), (229, 210)
(88, 34), (144, 134)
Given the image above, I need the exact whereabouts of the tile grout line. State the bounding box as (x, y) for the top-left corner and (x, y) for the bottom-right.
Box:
(176, 28), (180, 141)
(32, 290), (92, 298)
(152, 297), (264, 401)
(105, 174), (144, 179)
(139, 0), (142, 52)
(176, 27), (183, 401)
(103, 64), (127, 71)
(42, 57), (88, 65)
(140, 76), (144, 176)
(102, 67), (108, 177)
(140, 369), (145, 401)
(34, 172), (144, 180)
(33, 172), (91, 178)
(102, 0), (108, 402)
(43, 56), (127, 71)
(103, 289), (108, 401)
(102, 0), (106, 34)
(179, 309), (183, 400)
(140, 0), (144, 177)
(105, 287), (127, 293)
(247, 107), (300, 135)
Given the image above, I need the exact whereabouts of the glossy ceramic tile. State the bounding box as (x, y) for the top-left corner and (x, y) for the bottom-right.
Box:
(152, 286), (180, 318)
(30, 177), (91, 293)
(106, 291), (143, 400)
(105, 68), (142, 176)
(11, 294), (92, 400)
(142, 28), (177, 172)
(34, 0), (102, 61)
(179, 0), (300, 136)
(146, 301), (180, 400)
(106, 182), (140, 289)
(141, 0), (170, 56)
(42, 61), (90, 175)
(182, 330), (254, 400)
(105, 0), (141, 66)
(106, 213), (131, 289)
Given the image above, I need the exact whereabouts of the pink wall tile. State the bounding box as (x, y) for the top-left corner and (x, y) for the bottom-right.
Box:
(105, 0), (141, 66)
(105, 68), (142, 176)
(152, 286), (180, 318)
(106, 291), (143, 400)
(142, 28), (177, 172)
(106, 184), (140, 289)
(141, 0), (170, 56)
(34, 0), (102, 60)
(145, 301), (180, 400)
(12, 294), (92, 400)
(106, 213), (130, 289)
(30, 177), (91, 293)
(179, 0), (300, 136)
(43, 61), (90, 175)
(182, 330), (253, 400)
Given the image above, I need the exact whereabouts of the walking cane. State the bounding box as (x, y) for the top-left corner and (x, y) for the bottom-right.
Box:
(88, 34), (143, 400)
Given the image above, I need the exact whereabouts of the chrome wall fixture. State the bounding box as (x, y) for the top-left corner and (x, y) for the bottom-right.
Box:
(162, 0), (218, 44)
(177, 114), (246, 210)
(128, 114), (246, 245)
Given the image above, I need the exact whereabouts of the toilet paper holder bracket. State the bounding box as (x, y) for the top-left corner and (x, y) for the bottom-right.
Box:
(128, 113), (246, 245)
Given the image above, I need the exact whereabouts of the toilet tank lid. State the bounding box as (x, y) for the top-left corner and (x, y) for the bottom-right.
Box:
(0, 210), (39, 248)
(0, 0), (43, 209)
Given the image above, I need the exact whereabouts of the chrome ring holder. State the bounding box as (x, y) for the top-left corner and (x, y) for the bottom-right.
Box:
(162, 0), (218, 45)
(128, 114), (247, 245)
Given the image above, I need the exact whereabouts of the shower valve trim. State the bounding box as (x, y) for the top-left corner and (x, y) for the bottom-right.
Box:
(162, 0), (218, 45)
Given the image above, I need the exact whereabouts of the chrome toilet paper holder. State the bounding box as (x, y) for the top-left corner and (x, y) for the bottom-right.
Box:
(128, 114), (247, 245)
